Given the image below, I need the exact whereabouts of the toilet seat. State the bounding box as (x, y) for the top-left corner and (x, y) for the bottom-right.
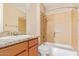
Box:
(38, 43), (52, 56)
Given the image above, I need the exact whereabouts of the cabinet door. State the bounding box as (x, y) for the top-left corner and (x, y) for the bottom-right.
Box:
(0, 42), (28, 56)
(29, 45), (38, 56)
(29, 39), (38, 48)
(18, 51), (28, 56)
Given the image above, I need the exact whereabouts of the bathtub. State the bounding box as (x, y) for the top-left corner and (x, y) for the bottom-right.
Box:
(39, 42), (77, 56)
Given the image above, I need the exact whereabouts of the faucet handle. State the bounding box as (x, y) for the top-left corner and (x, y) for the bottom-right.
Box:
(54, 32), (56, 38)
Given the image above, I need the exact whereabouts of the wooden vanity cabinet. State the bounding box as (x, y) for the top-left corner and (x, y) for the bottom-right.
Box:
(18, 38), (38, 56)
(17, 41), (28, 56)
(29, 45), (38, 56)
(28, 39), (38, 56)
(0, 38), (38, 56)
(0, 41), (28, 56)
(18, 50), (28, 56)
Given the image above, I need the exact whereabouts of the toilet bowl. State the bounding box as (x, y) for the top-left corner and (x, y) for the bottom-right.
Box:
(38, 42), (53, 56)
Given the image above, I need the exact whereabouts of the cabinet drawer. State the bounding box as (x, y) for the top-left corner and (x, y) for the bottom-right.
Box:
(29, 39), (38, 47)
(0, 41), (28, 56)
(18, 50), (28, 56)
(29, 45), (38, 56)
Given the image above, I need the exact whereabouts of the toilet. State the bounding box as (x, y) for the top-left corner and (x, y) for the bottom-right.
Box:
(38, 42), (53, 56)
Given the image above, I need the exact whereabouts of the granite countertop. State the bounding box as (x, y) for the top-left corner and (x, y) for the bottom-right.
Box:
(0, 35), (39, 48)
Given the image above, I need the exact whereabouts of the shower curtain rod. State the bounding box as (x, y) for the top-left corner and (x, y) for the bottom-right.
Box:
(47, 7), (79, 11)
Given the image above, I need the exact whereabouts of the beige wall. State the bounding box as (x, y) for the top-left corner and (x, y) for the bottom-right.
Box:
(0, 3), (3, 32)
(71, 8), (77, 50)
(26, 3), (40, 35)
(46, 11), (72, 45)
(54, 12), (72, 45)
(3, 4), (26, 32)
(40, 4), (46, 14)
(40, 4), (47, 44)
(46, 14), (54, 42)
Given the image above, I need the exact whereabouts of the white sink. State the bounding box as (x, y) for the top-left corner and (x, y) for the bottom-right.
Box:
(0, 36), (15, 39)
(13, 35), (33, 40)
(0, 35), (36, 48)
(16, 35), (33, 38)
(0, 35), (35, 45)
(0, 39), (15, 42)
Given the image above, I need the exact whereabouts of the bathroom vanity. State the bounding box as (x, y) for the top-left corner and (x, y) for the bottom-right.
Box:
(0, 35), (38, 56)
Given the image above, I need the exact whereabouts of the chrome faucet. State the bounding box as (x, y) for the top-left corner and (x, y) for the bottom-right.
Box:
(54, 32), (56, 38)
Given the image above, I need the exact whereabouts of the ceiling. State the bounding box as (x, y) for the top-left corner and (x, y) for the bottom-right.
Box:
(6, 3), (79, 13)
(44, 3), (79, 12)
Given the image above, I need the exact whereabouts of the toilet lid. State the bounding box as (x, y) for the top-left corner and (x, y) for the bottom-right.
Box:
(38, 44), (51, 51)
